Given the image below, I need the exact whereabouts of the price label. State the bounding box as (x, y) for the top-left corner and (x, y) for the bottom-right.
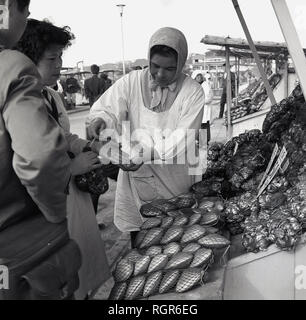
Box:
(257, 146), (287, 198)
(258, 143), (279, 190)
(233, 142), (239, 156)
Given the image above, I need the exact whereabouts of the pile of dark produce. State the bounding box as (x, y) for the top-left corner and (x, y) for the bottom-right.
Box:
(225, 73), (282, 123)
(109, 195), (230, 300)
(193, 84), (306, 253)
(109, 84), (306, 300)
(194, 129), (272, 199)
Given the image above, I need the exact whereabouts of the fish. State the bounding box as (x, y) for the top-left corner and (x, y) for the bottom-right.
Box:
(108, 282), (127, 300)
(148, 254), (169, 273)
(165, 252), (193, 270)
(180, 225), (207, 245)
(143, 271), (163, 298)
(175, 268), (204, 293)
(198, 234), (231, 249)
(190, 248), (214, 268)
(163, 242), (181, 257)
(159, 270), (181, 294)
(160, 227), (184, 245)
(134, 255), (151, 276)
(125, 275), (146, 300)
(139, 228), (164, 249)
(113, 259), (134, 283)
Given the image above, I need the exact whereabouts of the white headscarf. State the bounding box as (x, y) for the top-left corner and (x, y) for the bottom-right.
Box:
(141, 27), (188, 112)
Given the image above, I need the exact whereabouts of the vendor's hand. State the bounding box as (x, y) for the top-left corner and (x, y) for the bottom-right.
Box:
(87, 118), (106, 140)
(90, 140), (104, 154)
(71, 151), (102, 176)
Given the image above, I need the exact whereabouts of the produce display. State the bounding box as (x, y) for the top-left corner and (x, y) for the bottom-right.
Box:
(109, 83), (306, 300)
(206, 84), (306, 252)
(196, 129), (273, 199)
(225, 73), (282, 122)
(109, 195), (230, 300)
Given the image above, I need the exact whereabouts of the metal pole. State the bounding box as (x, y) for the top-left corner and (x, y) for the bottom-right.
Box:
(226, 46), (233, 139)
(234, 56), (238, 107)
(237, 57), (241, 97)
(117, 4), (126, 76)
(120, 12), (126, 75)
(232, 0), (277, 105)
(271, 0), (306, 99)
(283, 58), (289, 97)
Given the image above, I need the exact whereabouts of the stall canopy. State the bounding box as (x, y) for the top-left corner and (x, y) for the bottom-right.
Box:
(201, 35), (306, 56)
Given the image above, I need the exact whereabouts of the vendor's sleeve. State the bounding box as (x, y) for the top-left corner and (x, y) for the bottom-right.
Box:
(88, 75), (129, 133)
(153, 86), (205, 161)
(1, 51), (71, 223)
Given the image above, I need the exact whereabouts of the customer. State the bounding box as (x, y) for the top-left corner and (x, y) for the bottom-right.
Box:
(87, 27), (205, 241)
(16, 18), (111, 300)
(85, 64), (106, 107)
(0, 0), (71, 231)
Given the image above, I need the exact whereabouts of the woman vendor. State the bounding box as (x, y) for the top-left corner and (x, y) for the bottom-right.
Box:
(88, 27), (205, 236)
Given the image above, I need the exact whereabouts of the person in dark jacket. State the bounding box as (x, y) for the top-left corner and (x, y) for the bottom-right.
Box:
(0, 0), (71, 230)
(85, 64), (106, 107)
(219, 64), (236, 119)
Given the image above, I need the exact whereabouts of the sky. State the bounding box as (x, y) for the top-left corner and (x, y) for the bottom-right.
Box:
(29, 0), (306, 68)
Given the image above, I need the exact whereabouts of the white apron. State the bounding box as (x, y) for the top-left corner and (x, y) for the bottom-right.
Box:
(90, 71), (205, 233)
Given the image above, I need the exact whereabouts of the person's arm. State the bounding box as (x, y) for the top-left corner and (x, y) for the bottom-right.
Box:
(1, 51), (71, 223)
(87, 75), (130, 139)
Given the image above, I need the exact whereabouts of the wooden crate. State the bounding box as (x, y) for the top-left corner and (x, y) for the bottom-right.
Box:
(224, 234), (306, 300)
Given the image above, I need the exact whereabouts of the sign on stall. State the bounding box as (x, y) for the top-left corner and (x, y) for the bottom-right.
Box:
(258, 143), (279, 190)
(257, 146), (288, 198)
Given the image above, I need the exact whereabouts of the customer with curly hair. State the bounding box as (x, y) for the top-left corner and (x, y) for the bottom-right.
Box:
(16, 18), (111, 300)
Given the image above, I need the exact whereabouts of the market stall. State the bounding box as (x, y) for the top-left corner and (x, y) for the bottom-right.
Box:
(102, 0), (306, 301)
(105, 80), (306, 301)
(202, 35), (301, 137)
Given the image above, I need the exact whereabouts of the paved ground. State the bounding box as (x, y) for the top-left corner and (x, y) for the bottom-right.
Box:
(69, 99), (228, 300)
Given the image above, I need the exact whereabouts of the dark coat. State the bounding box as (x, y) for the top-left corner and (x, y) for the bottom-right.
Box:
(0, 50), (71, 231)
(84, 75), (106, 106)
